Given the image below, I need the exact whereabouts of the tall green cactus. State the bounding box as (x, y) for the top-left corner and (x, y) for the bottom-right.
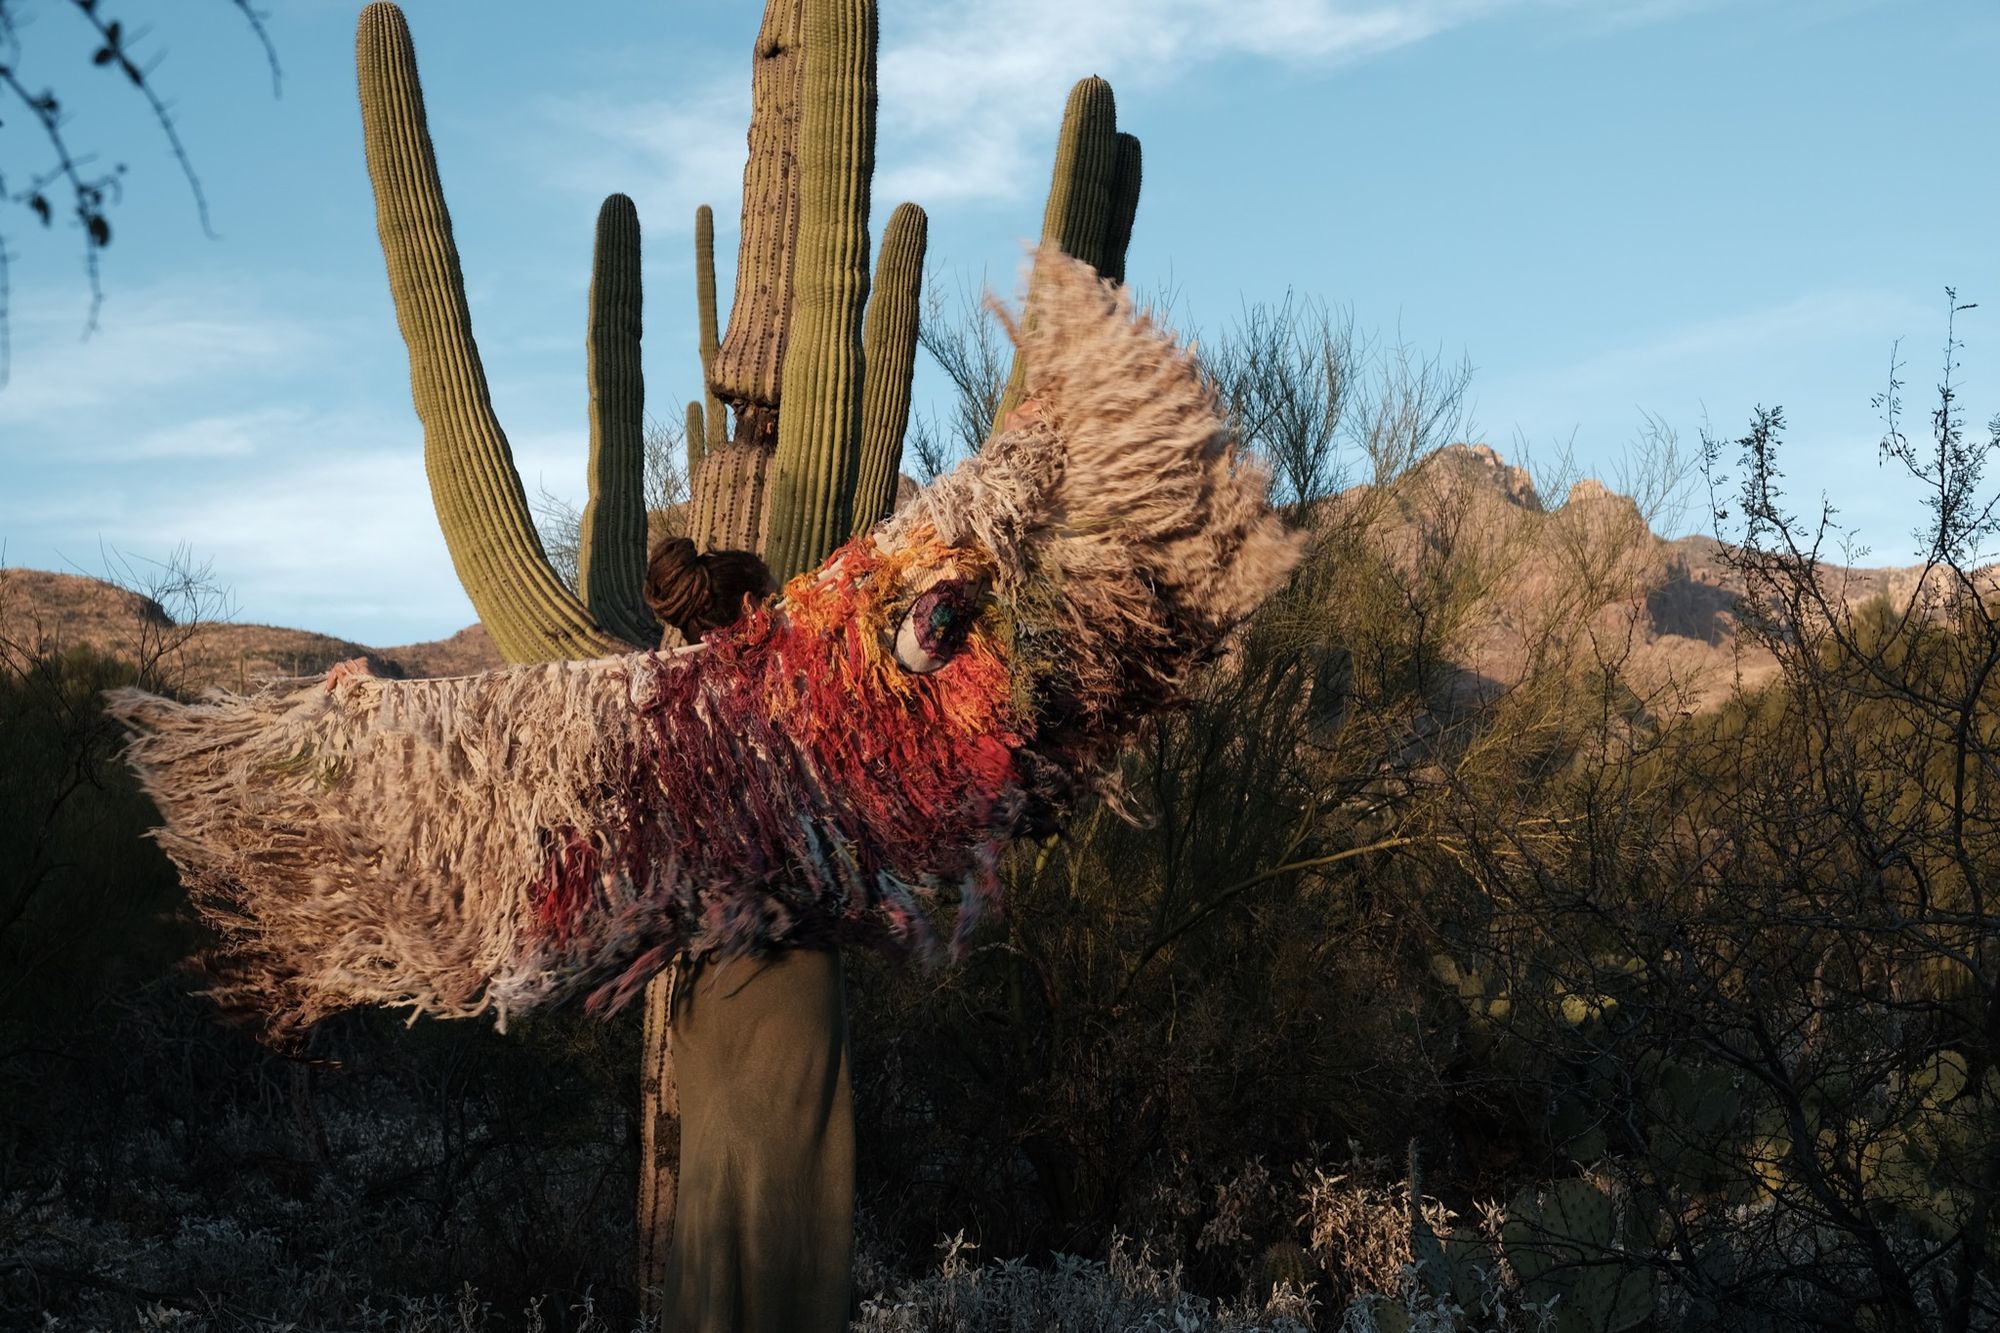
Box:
(693, 203), (726, 457)
(1102, 131), (1143, 286)
(761, 0), (877, 580)
(1037, 75), (1122, 268)
(578, 193), (657, 647)
(356, 3), (634, 665)
(684, 400), (706, 489)
(995, 75), (1141, 424)
(853, 201), (926, 534)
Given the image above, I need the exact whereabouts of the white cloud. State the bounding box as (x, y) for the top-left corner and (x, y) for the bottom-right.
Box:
(534, 79), (751, 243)
(113, 425), (474, 644)
(1476, 290), (1931, 419)
(108, 407), (313, 461)
(0, 281), (324, 426)
(539, 0), (1733, 225)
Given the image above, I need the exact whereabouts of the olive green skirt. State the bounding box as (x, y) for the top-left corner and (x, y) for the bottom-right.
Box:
(663, 947), (854, 1332)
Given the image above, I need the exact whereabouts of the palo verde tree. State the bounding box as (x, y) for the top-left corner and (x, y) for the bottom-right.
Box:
(351, 0), (1142, 1302)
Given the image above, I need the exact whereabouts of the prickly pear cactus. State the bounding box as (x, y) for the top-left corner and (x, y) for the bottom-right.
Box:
(1501, 1178), (1654, 1333)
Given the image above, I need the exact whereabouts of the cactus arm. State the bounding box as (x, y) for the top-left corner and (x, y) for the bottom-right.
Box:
(578, 193), (659, 646)
(1038, 76), (1121, 269)
(995, 75), (1121, 424)
(711, 0), (807, 442)
(1101, 131), (1142, 285)
(851, 201), (926, 534)
(762, 0), (877, 580)
(685, 400), (707, 490)
(694, 204), (728, 456)
(355, 3), (631, 665)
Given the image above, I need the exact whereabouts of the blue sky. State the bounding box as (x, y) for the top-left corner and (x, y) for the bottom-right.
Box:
(1, 0), (1994, 646)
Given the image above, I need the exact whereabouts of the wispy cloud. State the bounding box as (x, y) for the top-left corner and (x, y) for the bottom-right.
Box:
(537, 0), (1726, 223)
(104, 407), (314, 461)
(0, 281), (325, 426)
(1468, 288), (1941, 542)
(1476, 290), (1930, 424)
(111, 423), (475, 644)
(534, 79), (751, 242)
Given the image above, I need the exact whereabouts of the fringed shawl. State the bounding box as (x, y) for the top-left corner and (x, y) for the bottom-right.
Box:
(108, 252), (1302, 1038)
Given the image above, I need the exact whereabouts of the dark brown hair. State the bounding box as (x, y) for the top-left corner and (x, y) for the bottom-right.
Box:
(644, 536), (777, 641)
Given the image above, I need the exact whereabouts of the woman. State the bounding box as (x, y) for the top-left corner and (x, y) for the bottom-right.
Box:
(643, 535), (853, 1332)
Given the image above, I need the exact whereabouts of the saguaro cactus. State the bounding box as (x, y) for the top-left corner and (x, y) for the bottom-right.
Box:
(761, 0), (877, 579)
(711, 0), (807, 445)
(1102, 131), (1143, 286)
(578, 194), (656, 647)
(693, 203), (726, 457)
(356, 4), (643, 665)
(854, 201), (927, 533)
(996, 75), (1143, 423)
(353, 0), (1138, 1308)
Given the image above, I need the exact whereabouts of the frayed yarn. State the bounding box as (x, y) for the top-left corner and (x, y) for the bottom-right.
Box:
(109, 252), (1302, 1039)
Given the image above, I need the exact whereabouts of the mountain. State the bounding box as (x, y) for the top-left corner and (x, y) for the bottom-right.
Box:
(1321, 443), (1996, 711)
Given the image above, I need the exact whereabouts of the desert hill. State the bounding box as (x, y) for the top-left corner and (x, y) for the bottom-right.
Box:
(0, 566), (504, 690)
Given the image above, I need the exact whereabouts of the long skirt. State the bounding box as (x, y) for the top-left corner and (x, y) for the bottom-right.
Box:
(662, 946), (854, 1332)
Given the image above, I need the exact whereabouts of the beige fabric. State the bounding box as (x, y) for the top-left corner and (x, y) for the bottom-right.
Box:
(663, 947), (853, 1332)
(102, 252), (1303, 1039)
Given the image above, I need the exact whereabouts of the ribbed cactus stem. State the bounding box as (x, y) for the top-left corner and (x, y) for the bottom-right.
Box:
(1039, 76), (1120, 268)
(995, 75), (1121, 424)
(688, 442), (774, 553)
(851, 201), (925, 534)
(579, 193), (658, 646)
(1101, 132), (1142, 285)
(693, 203), (726, 456)
(356, 3), (629, 664)
(712, 0), (807, 437)
(685, 400), (706, 488)
(763, 0), (876, 580)
(635, 984), (680, 1308)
